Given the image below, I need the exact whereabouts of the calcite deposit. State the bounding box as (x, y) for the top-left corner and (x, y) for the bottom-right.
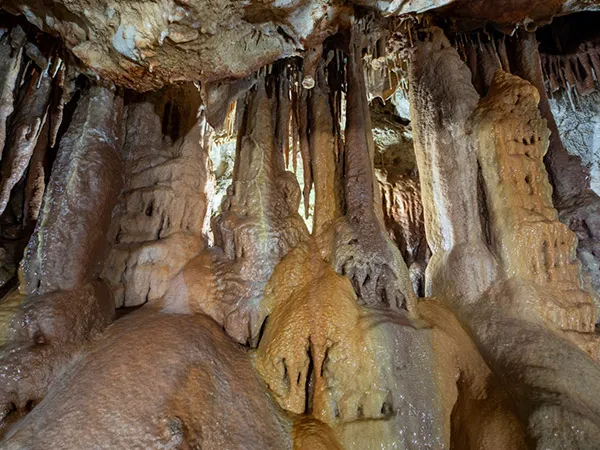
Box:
(0, 2), (600, 450)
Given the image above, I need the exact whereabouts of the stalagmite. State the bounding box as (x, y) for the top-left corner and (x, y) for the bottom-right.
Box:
(162, 77), (309, 345)
(321, 31), (415, 310)
(409, 27), (498, 302)
(21, 83), (124, 295)
(2, 311), (291, 449)
(473, 70), (596, 333)
(509, 30), (600, 314)
(102, 84), (210, 308)
(411, 27), (600, 449)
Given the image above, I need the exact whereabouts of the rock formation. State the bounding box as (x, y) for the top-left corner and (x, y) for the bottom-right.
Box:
(0, 3), (600, 450)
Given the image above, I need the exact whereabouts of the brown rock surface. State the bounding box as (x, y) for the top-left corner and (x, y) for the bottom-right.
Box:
(0, 281), (113, 429)
(1, 309), (291, 449)
(319, 32), (415, 311)
(256, 242), (447, 449)
(472, 70), (596, 333)
(410, 28), (600, 449)
(409, 27), (499, 302)
(3, 0), (598, 91)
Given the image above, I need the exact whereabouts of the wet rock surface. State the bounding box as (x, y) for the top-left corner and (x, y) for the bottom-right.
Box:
(2, 310), (291, 449)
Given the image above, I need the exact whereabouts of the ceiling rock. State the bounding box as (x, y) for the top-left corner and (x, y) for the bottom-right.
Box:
(1, 0), (599, 90)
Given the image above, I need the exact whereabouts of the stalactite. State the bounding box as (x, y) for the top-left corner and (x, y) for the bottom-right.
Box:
(308, 62), (342, 235)
(162, 78), (309, 346)
(314, 27), (416, 311)
(297, 86), (312, 217)
(0, 26), (25, 163)
(0, 65), (52, 217)
(22, 117), (49, 227)
(541, 43), (600, 98)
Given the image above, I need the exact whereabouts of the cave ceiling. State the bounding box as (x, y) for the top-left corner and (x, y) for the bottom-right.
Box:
(1, 0), (599, 90)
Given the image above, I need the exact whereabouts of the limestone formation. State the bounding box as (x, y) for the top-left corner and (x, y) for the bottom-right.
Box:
(162, 76), (310, 346)
(409, 27), (499, 303)
(102, 84), (210, 308)
(472, 70), (596, 333)
(0, 4), (600, 450)
(21, 83), (124, 295)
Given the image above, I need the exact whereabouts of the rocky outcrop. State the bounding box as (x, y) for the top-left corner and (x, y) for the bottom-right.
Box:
(2, 0), (598, 92)
(255, 242), (447, 449)
(472, 70), (596, 333)
(410, 30), (600, 448)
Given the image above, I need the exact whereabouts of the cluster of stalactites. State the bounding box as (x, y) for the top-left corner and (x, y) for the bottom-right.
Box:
(221, 52), (349, 220)
(0, 23), (79, 292)
(0, 25), (71, 219)
(216, 26), (413, 223)
(541, 42), (600, 108)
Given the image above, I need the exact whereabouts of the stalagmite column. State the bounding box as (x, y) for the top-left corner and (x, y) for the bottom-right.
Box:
(411, 28), (600, 449)
(102, 84), (210, 308)
(21, 83), (124, 295)
(473, 70), (596, 333)
(323, 33), (415, 310)
(460, 71), (600, 449)
(163, 77), (309, 345)
(409, 27), (498, 301)
(508, 31), (600, 304)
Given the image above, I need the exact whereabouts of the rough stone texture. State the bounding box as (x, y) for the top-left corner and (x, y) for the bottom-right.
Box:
(1, 309), (292, 449)
(292, 417), (344, 450)
(308, 66), (342, 236)
(162, 79), (309, 346)
(0, 64), (52, 217)
(0, 26), (24, 163)
(410, 28), (600, 449)
(465, 279), (600, 449)
(102, 84), (210, 308)
(548, 91), (600, 196)
(3, 0), (598, 91)
(472, 70), (596, 333)
(506, 32), (600, 321)
(549, 90), (600, 296)
(21, 84), (124, 296)
(417, 300), (527, 450)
